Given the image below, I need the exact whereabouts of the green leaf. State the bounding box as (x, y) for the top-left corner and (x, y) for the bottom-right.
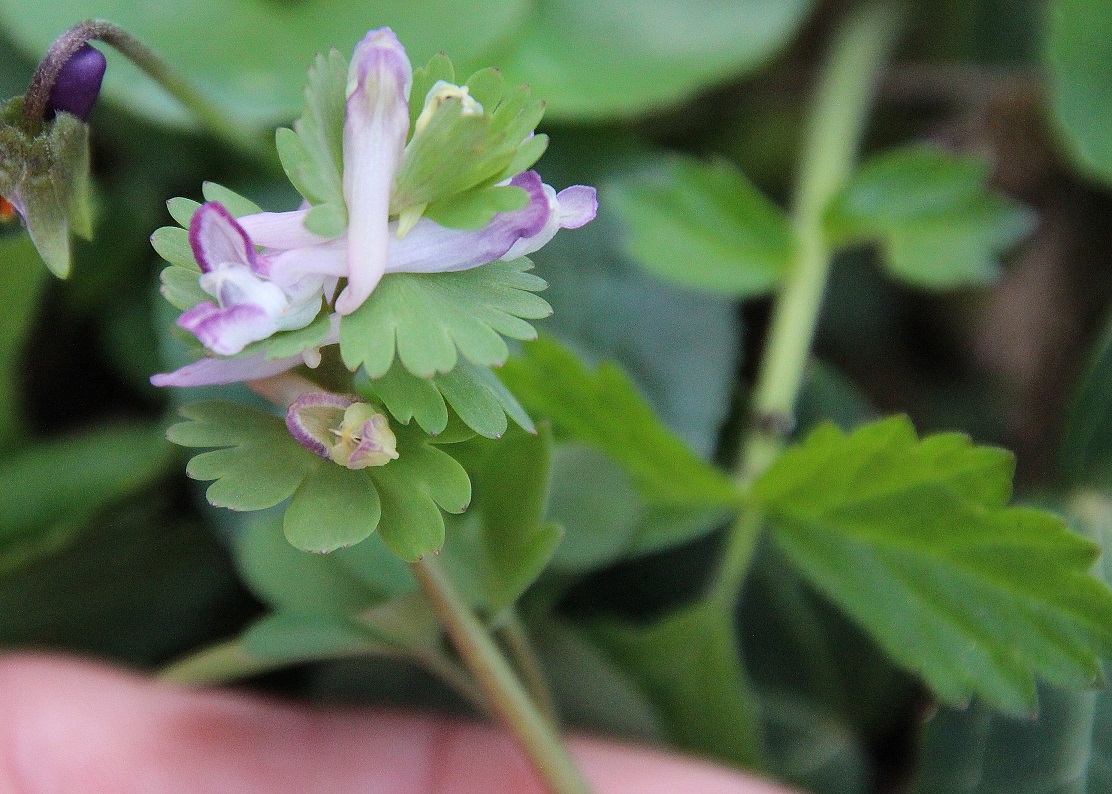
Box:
(166, 197), (201, 227)
(284, 462), (382, 552)
(409, 53), (456, 131)
(911, 497), (1112, 794)
(1045, 0), (1112, 184)
(1061, 312), (1112, 490)
(0, 0), (529, 130)
(754, 416), (1112, 713)
(498, 336), (739, 507)
(169, 403), (467, 556)
(585, 602), (764, 768)
(241, 612), (387, 663)
(0, 234), (49, 450)
(339, 259), (551, 378)
(358, 357), (534, 439)
(495, 0), (814, 121)
(159, 265), (209, 311)
(0, 423), (174, 549)
(202, 181), (263, 217)
(442, 428), (561, 612)
(278, 49), (347, 208)
(827, 146), (1034, 289)
(151, 226), (198, 270)
(609, 155), (791, 296)
(168, 401), (315, 512)
(236, 514), (413, 617)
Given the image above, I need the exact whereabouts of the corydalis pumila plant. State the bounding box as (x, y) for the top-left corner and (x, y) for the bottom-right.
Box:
(152, 28), (596, 389)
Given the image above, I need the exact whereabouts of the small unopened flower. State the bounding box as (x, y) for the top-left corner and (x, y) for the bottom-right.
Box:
(47, 43), (106, 121)
(286, 392), (399, 469)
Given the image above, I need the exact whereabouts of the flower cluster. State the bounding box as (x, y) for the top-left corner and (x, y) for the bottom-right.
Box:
(154, 28), (595, 388)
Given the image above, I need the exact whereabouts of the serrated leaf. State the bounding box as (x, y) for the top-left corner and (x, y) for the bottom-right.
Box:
(284, 461), (382, 552)
(610, 155), (791, 297)
(1061, 312), (1112, 490)
(754, 416), (1112, 713)
(169, 402), (315, 512)
(339, 259), (551, 378)
(442, 427), (561, 612)
(498, 336), (739, 507)
(277, 49), (347, 209)
(202, 181), (262, 217)
(827, 146), (1035, 290)
(151, 226), (198, 270)
(585, 602), (764, 768)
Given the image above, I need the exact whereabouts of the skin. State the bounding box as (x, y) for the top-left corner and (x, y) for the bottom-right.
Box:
(0, 654), (798, 794)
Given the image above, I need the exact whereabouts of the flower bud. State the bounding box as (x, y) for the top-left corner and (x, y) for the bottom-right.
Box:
(286, 392), (399, 469)
(47, 44), (106, 121)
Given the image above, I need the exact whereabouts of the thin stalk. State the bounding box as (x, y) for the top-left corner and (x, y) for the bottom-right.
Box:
(711, 2), (905, 608)
(498, 612), (561, 728)
(412, 556), (592, 794)
(24, 19), (263, 153)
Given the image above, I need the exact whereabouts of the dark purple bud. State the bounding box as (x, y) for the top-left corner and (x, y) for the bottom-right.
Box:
(47, 44), (106, 121)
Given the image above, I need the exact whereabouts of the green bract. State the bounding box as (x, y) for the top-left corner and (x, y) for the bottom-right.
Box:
(167, 401), (471, 559)
(0, 98), (94, 277)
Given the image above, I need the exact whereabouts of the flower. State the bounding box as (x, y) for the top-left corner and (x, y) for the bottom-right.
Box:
(47, 43), (106, 122)
(152, 27), (598, 389)
(286, 392), (399, 469)
(176, 202), (332, 356)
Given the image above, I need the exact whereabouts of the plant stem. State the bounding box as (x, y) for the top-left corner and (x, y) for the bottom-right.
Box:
(712, 1), (905, 608)
(412, 556), (592, 794)
(499, 612), (561, 729)
(24, 19), (262, 153)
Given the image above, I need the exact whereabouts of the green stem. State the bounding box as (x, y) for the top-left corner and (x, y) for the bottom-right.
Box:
(712, 1), (905, 608)
(498, 612), (561, 729)
(24, 19), (263, 153)
(412, 556), (592, 794)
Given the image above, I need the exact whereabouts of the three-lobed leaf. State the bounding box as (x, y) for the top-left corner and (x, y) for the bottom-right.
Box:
(610, 155), (792, 297)
(826, 145), (1035, 289)
(753, 415), (1112, 713)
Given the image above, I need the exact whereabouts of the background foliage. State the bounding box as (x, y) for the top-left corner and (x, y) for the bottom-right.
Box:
(3, 1), (1112, 792)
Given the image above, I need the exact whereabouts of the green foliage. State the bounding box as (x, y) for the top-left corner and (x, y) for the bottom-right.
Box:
(498, 336), (739, 507)
(911, 498), (1112, 794)
(441, 427), (562, 613)
(753, 416), (1112, 713)
(0, 234), (48, 450)
(610, 155), (791, 296)
(0, 423), (173, 571)
(167, 401), (470, 558)
(276, 49), (346, 222)
(339, 258), (551, 378)
(586, 603), (764, 768)
(826, 146), (1034, 289)
(1045, 0), (1112, 184)
(358, 357), (534, 440)
(495, 0), (815, 120)
(1061, 313), (1112, 490)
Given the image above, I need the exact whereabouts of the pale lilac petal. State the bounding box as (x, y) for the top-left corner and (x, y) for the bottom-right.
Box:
(336, 28), (412, 315)
(385, 171), (550, 274)
(190, 202), (256, 273)
(178, 302), (275, 356)
(286, 392), (356, 458)
(502, 179), (598, 260)
(237, 209), (330, 249)
(150, 352), (301, 387)
(555, 185), (598, 229)
(257, 238), (348, 284)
